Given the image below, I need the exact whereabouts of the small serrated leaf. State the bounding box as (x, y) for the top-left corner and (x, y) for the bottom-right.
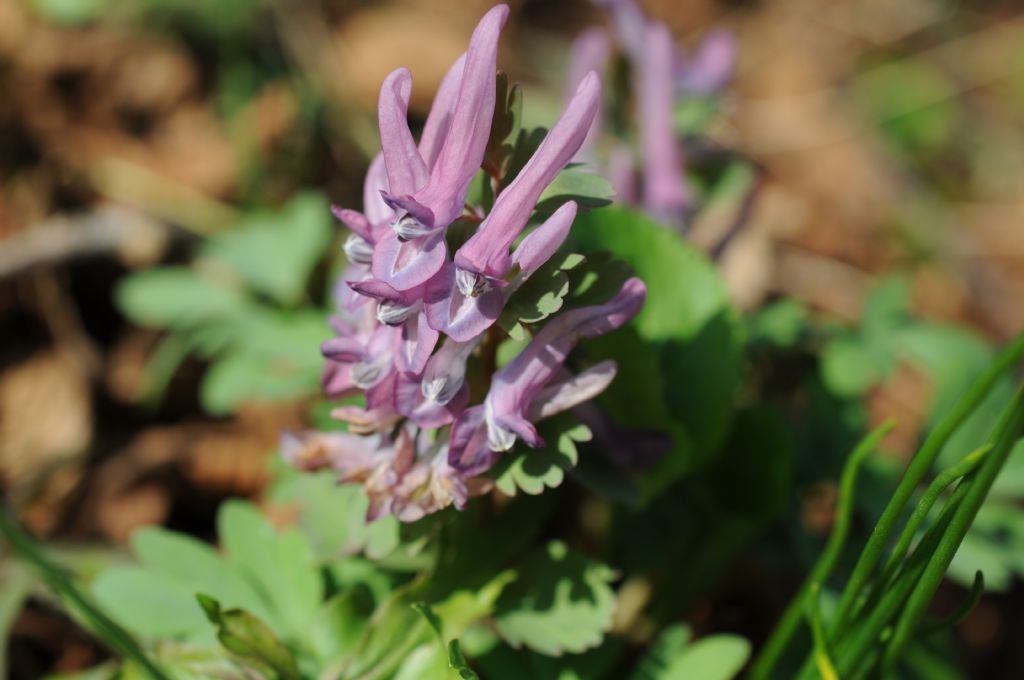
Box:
(564, 251), (633, 310)
(502, 127), (547, 188)
(499, 253), (587, 334)
(493, 419), (589, 496)
(494, 541), (616, 656)
(630, 624), (750, 680)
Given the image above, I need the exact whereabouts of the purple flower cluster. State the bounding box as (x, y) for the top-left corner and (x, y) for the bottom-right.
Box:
(568, 0), (736, 224)
(284, 4), (645, 522)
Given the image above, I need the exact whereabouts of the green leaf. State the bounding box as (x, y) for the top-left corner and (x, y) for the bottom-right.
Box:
(200, 192), (331, 306)
(535, 170), (615, 213)
(469, 628), (624, 680)
(563, 251), (634, 310)
(217, 501), (323, 639)
(574, 206), (742, 481)
(29, 0), (107, 25)
(631, 624), (750, 680)
(583, 326), (694, 499)
(433, 570), (517, 637)
(393, 643), (450, 680)
(409, 575), (516, 680)
(343, 578), (433, 680)
(447, 640), (480, 680)
(116, 267), (247, 330)
(309, 588), (375, 667)
(820, 335), (886, 398)
(707, 406), (794, 519)
(137, 333), (194, 404)
(130, 528), (268, 620)
(267, 471), (375, 560)
(494, 542), (616, 656)
(855, 60), (959, 154)
(0, 563), (33, 673)
(485, 71), (523, 179)
(692, 161), (756, 222)
(571, 453), (641, 507)
(863, 276), (911, 332)
(499, 253), (586, 338)
(197, 594), (302, 680)
(674, 97), (720, 136)
(465, 170), (496, 215)
(231, 308), (331, 364)
(92, 567), (210, 639)
(197, 308), (328, 413)
(502, 127), (547, 188)
(493, 420), (589, 496)
(429, 496), (556, 599)
(745, 299), (809, 350)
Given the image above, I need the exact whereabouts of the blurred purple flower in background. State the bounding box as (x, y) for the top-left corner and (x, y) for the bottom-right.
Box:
(569, 0), (737, 228)
(285, 4), (644, 521)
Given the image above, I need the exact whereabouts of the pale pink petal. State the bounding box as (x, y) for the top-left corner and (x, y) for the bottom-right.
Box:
(640, 22), (690, 219)
(395, 310), (438, 374)
(566, 27), (611, 156)
(527, 360), (618, 420)
(363, 153), (392, 226)
(395, 372), (468, 428)
(455, 72), (601, 279)
(448, 405), (497, 475)
(321, 337), (369, 362)
(410, 5), (508, 229)
(596, 0), (646, 61)
(371, 229), (448, 291)
(511, 201), (577, 273)
(331, 206), (373, 241)
(677, 30), (736, 95)
(423, 262), (503, 342)
(419, 54), (467, 169)
(322, 361), (356, 398)
(483, 278), (645, 455)
(378, 68), (429, 196)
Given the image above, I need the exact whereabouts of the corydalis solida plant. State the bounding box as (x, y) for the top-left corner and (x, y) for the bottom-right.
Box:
(285, 4), (645, 522)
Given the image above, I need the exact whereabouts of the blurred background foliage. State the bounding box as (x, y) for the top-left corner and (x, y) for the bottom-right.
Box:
(1, 0), (1024, 677)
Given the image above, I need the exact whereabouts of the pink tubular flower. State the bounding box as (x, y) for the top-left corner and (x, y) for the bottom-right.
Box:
(345, 278), (438, 374)
(371, 5), (509, 291)
(639, 21), (691, 221)
(287, 4), (645, 523)
(449, 278), (646, 474)
(455, 73), (601, 280)
(676, 29), (737, 95)
(566, 28), (611, 156)
(424, 73), (602, 343)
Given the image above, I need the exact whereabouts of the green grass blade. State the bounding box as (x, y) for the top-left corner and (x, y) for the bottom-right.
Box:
(749, 420), (893, 680)
(0, 506), (172, 680)
(879, 388), (1024, 673)
(829, 331), (1024, 639)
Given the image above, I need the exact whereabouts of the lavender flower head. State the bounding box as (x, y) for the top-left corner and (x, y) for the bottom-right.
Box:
(570, 0), (737, 226)
(285, 4), (646, 522)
